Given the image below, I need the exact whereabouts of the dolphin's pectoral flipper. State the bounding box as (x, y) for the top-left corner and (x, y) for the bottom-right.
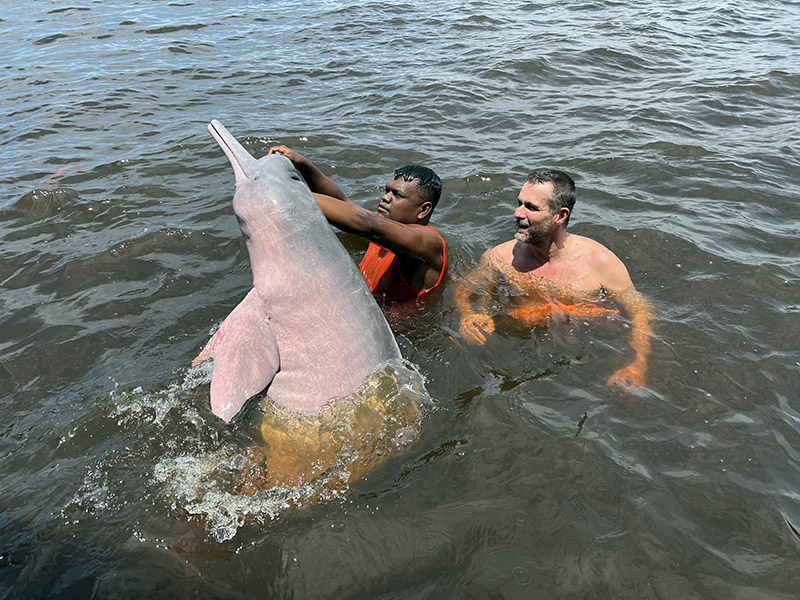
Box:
(206, 288), (280, 423)
(192, 326), (223, 367)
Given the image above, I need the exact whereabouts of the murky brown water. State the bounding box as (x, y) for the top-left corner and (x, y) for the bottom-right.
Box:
(2, 1), (800, 597)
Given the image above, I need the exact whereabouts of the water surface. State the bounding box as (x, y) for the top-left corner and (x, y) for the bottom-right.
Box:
(2, 1), (800, 598)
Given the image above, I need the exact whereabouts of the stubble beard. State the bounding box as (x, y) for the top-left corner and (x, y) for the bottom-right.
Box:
(515, 219), (554, 247)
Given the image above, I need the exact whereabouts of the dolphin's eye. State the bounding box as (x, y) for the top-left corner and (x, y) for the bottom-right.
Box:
(290, 174), (302, 182)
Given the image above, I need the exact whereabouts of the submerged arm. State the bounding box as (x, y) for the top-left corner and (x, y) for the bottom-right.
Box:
(456, 252), (498, 345)
(606, 285), (654, 389)
(586, 244), (654, 389)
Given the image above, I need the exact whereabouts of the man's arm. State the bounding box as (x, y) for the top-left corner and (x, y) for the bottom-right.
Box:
(594, 250), (654, 389)
(456, 251), (498, 345)
(268, 145), (350, 202)
(269, 146), (444, 273)
(313, 192), (443, 270)
(607, 287), (654, 388)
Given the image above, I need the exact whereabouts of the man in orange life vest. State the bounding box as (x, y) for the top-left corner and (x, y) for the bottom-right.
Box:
(268, 146), (447, 308)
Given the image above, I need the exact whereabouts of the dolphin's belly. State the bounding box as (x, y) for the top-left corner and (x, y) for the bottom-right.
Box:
(259, 273), (400, 412)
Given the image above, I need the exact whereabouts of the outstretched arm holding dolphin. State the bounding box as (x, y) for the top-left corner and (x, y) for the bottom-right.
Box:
(268, 146), (448, 303)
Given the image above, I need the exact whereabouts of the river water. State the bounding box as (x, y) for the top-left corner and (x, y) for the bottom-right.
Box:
(2, 1), (799, 598)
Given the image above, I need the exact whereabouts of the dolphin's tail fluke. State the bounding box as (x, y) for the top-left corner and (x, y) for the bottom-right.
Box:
(208, 119), (257, 187)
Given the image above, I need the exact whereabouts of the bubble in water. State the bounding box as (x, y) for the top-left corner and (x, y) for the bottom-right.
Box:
(511, 565), (531, 584)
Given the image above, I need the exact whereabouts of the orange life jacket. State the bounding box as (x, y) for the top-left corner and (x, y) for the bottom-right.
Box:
(358, 225), (447, 304)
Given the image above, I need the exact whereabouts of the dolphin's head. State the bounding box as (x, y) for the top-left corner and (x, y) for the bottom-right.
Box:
(208, 120), (325, 281)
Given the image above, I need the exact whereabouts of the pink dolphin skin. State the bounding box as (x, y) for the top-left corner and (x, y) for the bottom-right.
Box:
(196, 120), (401, 422)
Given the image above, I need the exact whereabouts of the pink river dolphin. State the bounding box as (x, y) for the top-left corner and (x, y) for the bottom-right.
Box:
(194, 120), (401, 422)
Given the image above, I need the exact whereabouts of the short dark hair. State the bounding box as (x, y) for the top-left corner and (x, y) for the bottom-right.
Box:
(526, 168), (576, 224)
(394, 165), (442, 207)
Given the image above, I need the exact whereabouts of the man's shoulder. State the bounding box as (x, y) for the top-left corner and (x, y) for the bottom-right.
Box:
(420, 222), (447, 260)
(480, 240), (512, 259)
(567, 233), (632, 290)
(478, 240), (516, 271)
(569, 233), (620, 262)
(422, 223), (446, 245)
(487, 239), (516, 254)
(394, 220), (443, 242)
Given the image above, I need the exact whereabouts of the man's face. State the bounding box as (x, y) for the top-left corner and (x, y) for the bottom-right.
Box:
(514, 181), (556, 245)
(377, 176), (425, 224)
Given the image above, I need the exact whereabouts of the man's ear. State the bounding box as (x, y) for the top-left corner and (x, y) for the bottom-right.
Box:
(417, 201), (433, 222)
(555, 207), (570, 225)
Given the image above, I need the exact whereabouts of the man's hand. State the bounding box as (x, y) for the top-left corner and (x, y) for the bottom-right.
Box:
(267, 146), (349, 202)
(268, 145), (307, 167)
(607, 358), (647, 389)
(459, 313), (495, 345)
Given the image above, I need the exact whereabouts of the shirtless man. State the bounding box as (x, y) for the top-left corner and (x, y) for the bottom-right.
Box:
(268, 146), (447, 307)
(457, 169), (654, 388)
